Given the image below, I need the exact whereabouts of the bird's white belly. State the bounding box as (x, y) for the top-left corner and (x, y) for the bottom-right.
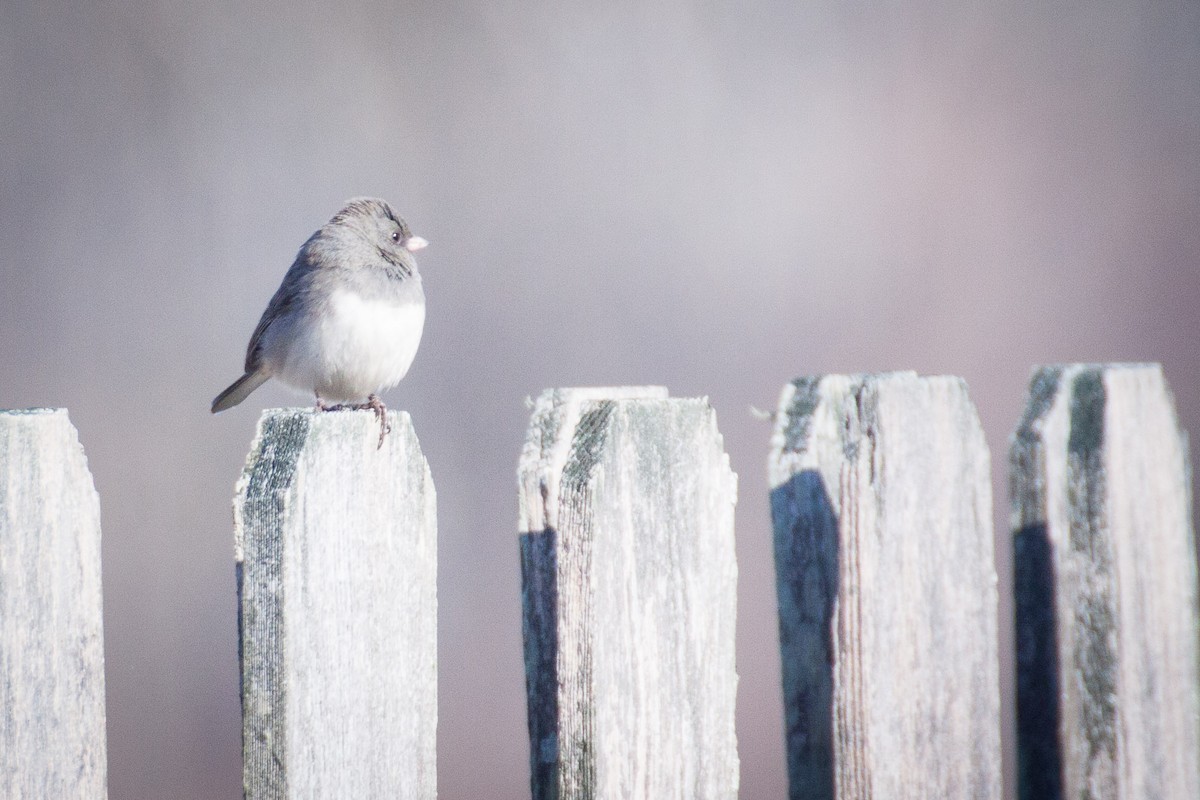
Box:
(278, 288), (425, 402)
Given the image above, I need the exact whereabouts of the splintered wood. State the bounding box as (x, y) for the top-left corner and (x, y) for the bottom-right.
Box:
(0, 409), (107, 799)
(236, 408), (437, 800)
(1012, 364), (1200, 800)
(519, 388), (739, 800)
(769, 373), (1001, 800)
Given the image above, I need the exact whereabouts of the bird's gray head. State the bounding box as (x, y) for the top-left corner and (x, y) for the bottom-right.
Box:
(315, 197), (428, 278)
(332, 197), (425, 248)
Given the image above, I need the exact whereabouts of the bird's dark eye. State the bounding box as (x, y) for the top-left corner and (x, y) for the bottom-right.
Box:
(390, 231), (401, 242)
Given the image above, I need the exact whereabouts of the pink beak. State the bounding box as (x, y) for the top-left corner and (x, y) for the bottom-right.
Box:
(404, 236), (428, 252)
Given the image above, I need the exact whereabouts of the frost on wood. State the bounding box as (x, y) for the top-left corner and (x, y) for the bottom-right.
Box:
(235, 408), (437, 800)
(768, 373), (1001, 800)
(1012, 364), (1200, 800)
(519, 388), (739, 800)
(0, 409), (107, 799)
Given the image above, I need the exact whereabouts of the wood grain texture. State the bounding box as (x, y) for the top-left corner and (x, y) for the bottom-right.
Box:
(235, 409), (436, 800)
(1012, 364), (1200, 800)
(0, 409), (107, 799)
(769, 373), (1001, 800)
(519, 388), (739, 800)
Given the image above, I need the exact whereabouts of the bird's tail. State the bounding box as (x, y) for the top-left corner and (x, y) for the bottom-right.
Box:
(211, 371), (269, 413)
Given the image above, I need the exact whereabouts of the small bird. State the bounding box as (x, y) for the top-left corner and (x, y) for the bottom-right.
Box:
(212, 197), (428, 447)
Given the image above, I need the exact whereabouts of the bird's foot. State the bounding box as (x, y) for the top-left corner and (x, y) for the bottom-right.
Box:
(350, 394), (391, 449)
(316, 395), (389, 447)
(315, 397), (350, 412)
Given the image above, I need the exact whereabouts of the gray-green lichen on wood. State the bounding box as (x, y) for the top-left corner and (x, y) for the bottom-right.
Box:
(235, 408), (436, 800)
(768, 373), (1001, 800)
(519, 388), (739, 800)
(0, 409), (107, 799)
(1012, 364), (1200, 800)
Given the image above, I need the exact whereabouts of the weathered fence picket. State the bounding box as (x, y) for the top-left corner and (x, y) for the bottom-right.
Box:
(235, 408), (437, 800)
(2, 363), (1195, 799)
(1011, 364), (1200, 800)
(768, 373), (1002, 800)
(518, 387), (740, 800)
(0, 409), (107, 799)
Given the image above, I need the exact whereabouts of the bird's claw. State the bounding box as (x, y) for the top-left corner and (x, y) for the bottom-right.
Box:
(358, 394), (391, 449)
(315, 397), (351, 412)
(315, 394), (391, 449)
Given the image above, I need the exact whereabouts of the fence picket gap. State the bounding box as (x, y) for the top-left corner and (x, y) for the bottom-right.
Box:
(519, 387), (740, 800)
(1011, 363), (1200, 799)
(0, 409), (107, 799)
(768, 372), (1002, 800)
(235, 408), (437, 800)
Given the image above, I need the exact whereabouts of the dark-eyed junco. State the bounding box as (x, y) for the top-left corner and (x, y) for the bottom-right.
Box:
(212, 198), (427, 446)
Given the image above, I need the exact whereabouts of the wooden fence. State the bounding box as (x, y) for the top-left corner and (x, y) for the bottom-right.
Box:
(0, 363), (1196, 799)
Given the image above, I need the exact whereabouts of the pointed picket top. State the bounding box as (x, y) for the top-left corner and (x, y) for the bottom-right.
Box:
(769, 373), (1001, 800)
(519, 388), (739, 800)
(0, 409), (108, 799)
(1012, 363), (1200, 800)
(235, 408), (437, 800)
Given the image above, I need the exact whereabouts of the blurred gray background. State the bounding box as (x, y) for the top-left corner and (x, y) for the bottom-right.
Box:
(2, 1), (1198, 798)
